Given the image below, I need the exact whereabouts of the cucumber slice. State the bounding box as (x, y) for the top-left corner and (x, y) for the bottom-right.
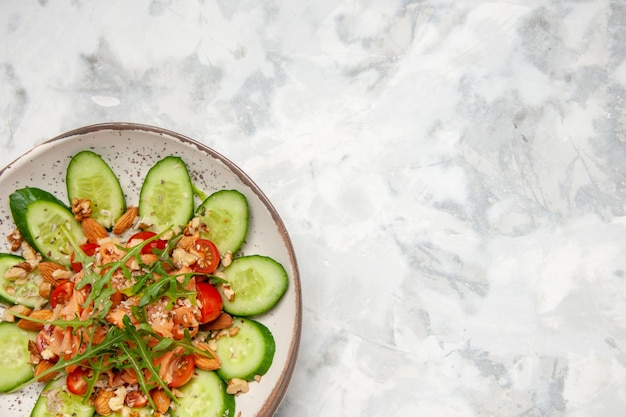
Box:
(30, 377), (94, 417)
(66, 150), (126, 229)
(0, 253), (46, 308)
(0, 322), (36, 392)
(215, 317), (275, 381)
(9, 187), (86, 267)
(139, 156), (194, 233)
(220, 255), (288, 316)
(173, 369), (235, 417)
(196, 189), (249, 255)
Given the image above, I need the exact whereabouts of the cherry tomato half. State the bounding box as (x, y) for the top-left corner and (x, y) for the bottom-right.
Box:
(129, 231), (167, 254)
(50, 281), (74, 308)
(154, 351), (195, 388)
(196, 282), (223, 324)
(66, 367), (90, 396)
(192, 239), (220, 274)
(70, 243), (100, 272)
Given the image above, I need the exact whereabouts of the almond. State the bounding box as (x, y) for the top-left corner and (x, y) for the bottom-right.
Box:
(38, 261), (67, 286)
(82, 217), (109, 244)
(94, 389), (115, 416)
(28, 340), (41, 363)
(34, 360), (58, 382)
(2, 304), (31, 322)
(18, 309), (53, 331)
(193, 342), (221, 371)
(150, 389), (171, 414)
(113, 206), (138, 235)
(202, 312), (233, 331)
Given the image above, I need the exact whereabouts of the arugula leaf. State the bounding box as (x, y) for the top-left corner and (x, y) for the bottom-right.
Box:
(138, 274), (196, 308)
(120, 316), (175, 403)
(76, 231), (172, 319)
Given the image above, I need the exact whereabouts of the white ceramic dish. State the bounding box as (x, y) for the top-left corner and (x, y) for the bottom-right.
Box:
(0, 123), (301, 416)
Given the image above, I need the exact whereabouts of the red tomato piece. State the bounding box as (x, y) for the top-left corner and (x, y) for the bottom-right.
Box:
(70, 257), (81, 273)
(50, 281), (74, 308)
(129, 231), (167, 254)
(81, 243), (100, 256)
(70, 243), (99, 272)
(192, 239), (220, 274)
(154, 351), (195, 388)
(196, 282), (223, 323)
(66, 367), (90, 396)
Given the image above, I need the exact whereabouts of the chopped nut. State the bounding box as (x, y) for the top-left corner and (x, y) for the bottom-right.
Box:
(183, 217), (202, 235)
(38, 281), (52, 298)
(4, 266), (28, 280)
(7, 228), (22, 252)
(177, 232), (198, 251)
(221, 251), (233, 268)
(15, 261), (33, 273)
(226, 378), (249, 395)
(207, 338), (218, 351)
(214, 329), (231, 339)
(172, 248), (198, 268)
(2, 304), (32, 322)
(71, 198), (92, 221)
(52, 269), (74, 280)
(221, 283), (235, 302)
(229, 326), (240, 337)
(108, 386), (127, 412)
(22, 243), (42, 266)
(213, 270), (226, 280)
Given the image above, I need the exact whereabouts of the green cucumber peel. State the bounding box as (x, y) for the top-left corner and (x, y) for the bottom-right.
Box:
(192, 183), (209, 202)
(9, 187), (72, 250)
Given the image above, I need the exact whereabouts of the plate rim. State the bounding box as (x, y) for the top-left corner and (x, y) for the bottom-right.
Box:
(3, 122), (302, 417)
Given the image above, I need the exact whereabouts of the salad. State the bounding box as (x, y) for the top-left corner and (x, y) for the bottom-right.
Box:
(0, 151), (288, 417)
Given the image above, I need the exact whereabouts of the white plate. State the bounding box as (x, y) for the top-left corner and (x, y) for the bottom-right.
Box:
(0, 123), (302, 416)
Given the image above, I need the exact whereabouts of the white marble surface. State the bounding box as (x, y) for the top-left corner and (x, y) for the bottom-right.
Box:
(2, 0), (626, 415)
